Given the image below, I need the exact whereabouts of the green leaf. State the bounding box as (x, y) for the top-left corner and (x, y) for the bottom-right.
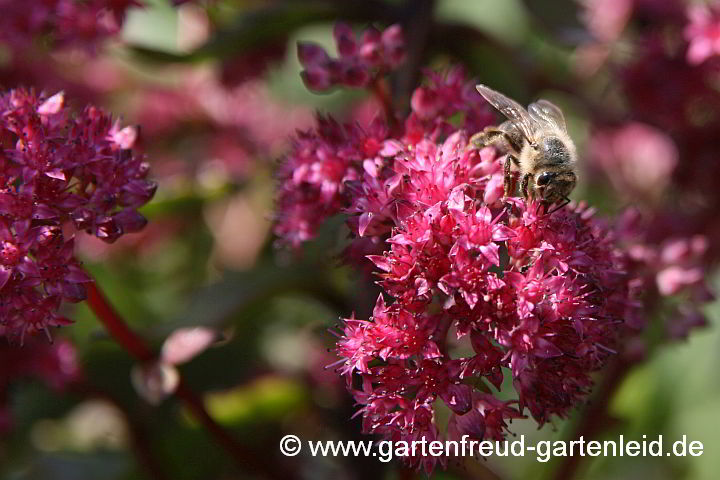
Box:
(199, 376), (308, 427)
(129, 1), (398, 64)
(520, 0), (586, 45)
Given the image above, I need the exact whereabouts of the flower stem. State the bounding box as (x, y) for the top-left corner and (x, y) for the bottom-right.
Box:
(395, 0), (436, 106)
(551, 357), (635, 480)
(86, 282), (153, 361)
(85, 280), (292, 480)
(370, 76), (399, 131)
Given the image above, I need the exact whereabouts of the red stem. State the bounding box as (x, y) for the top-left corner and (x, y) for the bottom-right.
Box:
(370, 76), (399, 132)
(552, 358), (635, 480)
(85, 280), (291, 480)
(86, 283), (153, 361)
(398, 465), (416, 480)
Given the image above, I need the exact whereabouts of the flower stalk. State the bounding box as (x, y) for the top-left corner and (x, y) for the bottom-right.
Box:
(370, 76), (398, 131)
(85, 279), (291, 480)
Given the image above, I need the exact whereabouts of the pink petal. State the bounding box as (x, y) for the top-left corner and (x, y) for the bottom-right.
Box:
(161, 327), (219, 365)
(37, 92), (64, 115)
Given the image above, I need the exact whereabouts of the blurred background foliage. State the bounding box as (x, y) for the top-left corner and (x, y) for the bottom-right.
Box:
(1, 0), (719, 479)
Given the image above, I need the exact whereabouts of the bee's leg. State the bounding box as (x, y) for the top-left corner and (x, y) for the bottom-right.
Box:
(470, 128), (507, 149)
(520, 173), (532, 200)
(547, 196), (571, 215)
(503, 156), (513, 197)
(503, 154), (520, 198)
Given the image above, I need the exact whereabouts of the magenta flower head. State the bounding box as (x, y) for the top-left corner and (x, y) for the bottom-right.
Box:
(685, 3), (720, 65)
(274, 67), (493, 248)
(276, 45), (647, 470)
(0, 88), (155, 341)
(0, 0), (144, 52)
(589, 122), (678, 202)
(273, 115), (390, 247)
(330, 137), (638, 472)
(298, 23), (406, 91)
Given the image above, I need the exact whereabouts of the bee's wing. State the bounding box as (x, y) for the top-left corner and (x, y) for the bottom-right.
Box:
(527, 99), (567, 132)
(476, 84), (537, 142)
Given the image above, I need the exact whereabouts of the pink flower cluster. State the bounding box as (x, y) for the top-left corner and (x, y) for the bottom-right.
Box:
(332, 140), (637, 471)
(0, 88), (155, 340)
(298, 23), (405, 91)
(276, 63), (641, 471)
(277, 18), (719, 471)
(589, 123), (678, 202)
(405, 68), (496, 145)
(577, 0), (717, 343)
(273, 67), (493, 248)
(685, 3), (720, 65)
(273, 115), (388, 247)
(615, 210), (713, 340)
(133, 76), (313, 181)
(0, 0), (143, 51)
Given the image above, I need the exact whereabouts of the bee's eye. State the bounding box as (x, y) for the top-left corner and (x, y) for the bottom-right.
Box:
(537, 172), (554, 186)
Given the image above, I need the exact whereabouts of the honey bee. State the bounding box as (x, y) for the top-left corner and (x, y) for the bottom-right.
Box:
(471, 84), (577, 210)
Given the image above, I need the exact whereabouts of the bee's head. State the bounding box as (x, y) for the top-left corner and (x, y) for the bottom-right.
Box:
(535, 171), (576, 204)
